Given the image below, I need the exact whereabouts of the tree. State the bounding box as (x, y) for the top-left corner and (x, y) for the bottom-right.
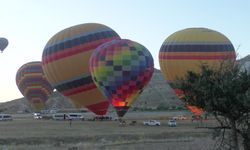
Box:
(176, 61), (250, 150)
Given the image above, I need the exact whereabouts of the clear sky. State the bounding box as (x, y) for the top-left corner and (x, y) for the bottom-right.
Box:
(0, 0), (249, 102)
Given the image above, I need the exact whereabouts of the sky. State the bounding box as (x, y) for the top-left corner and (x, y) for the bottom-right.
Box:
(0, 0), (249, 102)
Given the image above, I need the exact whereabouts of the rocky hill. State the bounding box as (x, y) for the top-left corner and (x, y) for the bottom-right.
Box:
(0, 68), (182, 113)
(238, 55), (250, 65)
(1, 55), (249, 114)
(238, 55), (250, 73)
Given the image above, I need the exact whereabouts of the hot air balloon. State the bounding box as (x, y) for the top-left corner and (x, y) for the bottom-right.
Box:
(0, 37), (8, 52)
(42, 23), (121, 115)
(16, 61), (53, 112)
(89, 39), (154, 117)
(159, 28), (236, 116)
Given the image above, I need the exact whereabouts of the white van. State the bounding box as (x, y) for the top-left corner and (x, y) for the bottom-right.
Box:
(52, 113), (69, 120)
(0, 114), (13, 121)
(68, 113), (84, 120)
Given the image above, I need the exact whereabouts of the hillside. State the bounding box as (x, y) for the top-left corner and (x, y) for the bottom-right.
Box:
(0, 68), (182, 113)
(238, 55), (250, 73)
(238, 54), (250, 65)
(1, 54), (249, 114)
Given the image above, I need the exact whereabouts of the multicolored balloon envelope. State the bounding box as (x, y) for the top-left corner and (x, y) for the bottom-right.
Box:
(159, 28), (236, 116)
(16, 61), (53, 111)
(0, 37), (8, 52)
(89, 39), (154, 117)
(42, 23), (121, 115)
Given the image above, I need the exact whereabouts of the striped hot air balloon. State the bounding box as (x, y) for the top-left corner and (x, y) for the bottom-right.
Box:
(16, 61), (53, 111)
(42, 23), (121, 115)
(89, 39), (154, 117)
(159, 28), (236, 115)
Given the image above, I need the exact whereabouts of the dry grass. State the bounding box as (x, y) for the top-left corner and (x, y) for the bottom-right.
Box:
(0, 111), (218, 150)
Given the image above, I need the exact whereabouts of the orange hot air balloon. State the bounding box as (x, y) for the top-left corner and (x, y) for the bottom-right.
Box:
(159, 28), (236, 116)
(16, 61), (53, 111)
(42, 23), (121, 115)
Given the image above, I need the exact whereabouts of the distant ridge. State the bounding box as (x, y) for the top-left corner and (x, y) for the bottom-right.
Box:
(0, 68), (182, 113)
(1, 54), (249, 113)
(238, 54), (250, 65)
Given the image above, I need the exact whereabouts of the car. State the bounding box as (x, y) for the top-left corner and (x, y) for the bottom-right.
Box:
(93, 115), (112, 121)
(143, 120), (161, 126)
(178, 115), (187, 120)
(172, 115), (187, 120)
(112, 117), (118, 121)
(168, 119), (177, 127)
(33, 113), (42, 119)
(0, 114), (13, 121)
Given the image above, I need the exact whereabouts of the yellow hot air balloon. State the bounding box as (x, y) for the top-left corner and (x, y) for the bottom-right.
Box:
(159, 28), (236, 115)
(16, 61), (53, 111)
(42, 23), (121, 115)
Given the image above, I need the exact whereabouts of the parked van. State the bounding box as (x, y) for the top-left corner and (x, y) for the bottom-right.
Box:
(68, 113), (84, 120)
(52, 113), (69, 120)
(0, 114), (13, 121)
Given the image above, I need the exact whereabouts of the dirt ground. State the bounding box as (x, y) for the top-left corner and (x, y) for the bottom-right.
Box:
(0, 111), (219, 150)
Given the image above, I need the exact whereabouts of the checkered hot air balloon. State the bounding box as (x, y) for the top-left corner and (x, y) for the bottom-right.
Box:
(42, 23), (121, 115)
(16, 61), (53, 111)
(159, 27), (236, 116)
(89, 39), (154, 117)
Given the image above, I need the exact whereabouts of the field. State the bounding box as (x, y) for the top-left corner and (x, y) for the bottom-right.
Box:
(0, 111), (219, 150)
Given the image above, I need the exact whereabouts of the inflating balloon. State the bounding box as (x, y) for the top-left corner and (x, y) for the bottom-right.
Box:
(42, 23), (120, 115)
(16, 61), (53, 111)
(89, 39), (154, 117)
(159, 28), (236, 115)
(0, 37), (8, 52)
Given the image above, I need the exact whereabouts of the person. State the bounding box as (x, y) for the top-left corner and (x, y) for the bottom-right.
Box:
(69, 118), (72, 127)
